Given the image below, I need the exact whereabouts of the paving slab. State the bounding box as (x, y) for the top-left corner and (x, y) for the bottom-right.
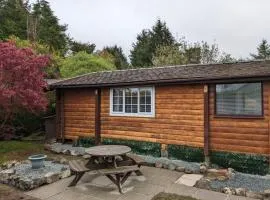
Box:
(46, 189), (102, 200)
(145, 174), (178, 187)
(175, 174), (203, 186)
(165, 183), (199, 197)
(117, 191), (152, 200)
(131, 182), (165, 196)
(80, 173), (113, 186)
(72, 184), (121, 200)
(24, 176), (73, 199)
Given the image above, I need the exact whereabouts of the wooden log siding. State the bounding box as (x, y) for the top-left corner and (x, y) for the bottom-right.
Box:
(58, 81), (270, 156)
(100, 85), (205, 147)
(209, 81), (270, 155)
(61, 88), (96, 140)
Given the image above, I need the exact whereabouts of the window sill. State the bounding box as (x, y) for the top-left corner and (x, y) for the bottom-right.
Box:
(109, 113), (155, 118)
(214, 115), (264, 119)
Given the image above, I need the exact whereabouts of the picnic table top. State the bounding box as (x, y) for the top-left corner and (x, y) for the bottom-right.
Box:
(85, 145), (131, 157)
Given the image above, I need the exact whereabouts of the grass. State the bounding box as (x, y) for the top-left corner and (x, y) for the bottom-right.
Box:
(0, 141), (44, 164)
(0, 140), (74, 164)
(152, 193), (199, 200)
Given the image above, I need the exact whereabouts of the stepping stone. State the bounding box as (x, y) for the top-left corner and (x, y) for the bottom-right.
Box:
(175, 174), (203, 187)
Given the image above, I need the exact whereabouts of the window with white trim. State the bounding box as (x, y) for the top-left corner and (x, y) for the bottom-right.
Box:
(110, 87), (155, 117)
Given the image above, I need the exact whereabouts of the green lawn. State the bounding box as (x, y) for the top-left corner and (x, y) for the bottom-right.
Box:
(0, 141), (44, 164)
(152, 193), (199, 200)
(0, 140), (75, 164)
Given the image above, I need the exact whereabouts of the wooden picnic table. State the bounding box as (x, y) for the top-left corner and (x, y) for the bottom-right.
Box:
(85, 145), (131, 168)
(68, 145), (144, 193)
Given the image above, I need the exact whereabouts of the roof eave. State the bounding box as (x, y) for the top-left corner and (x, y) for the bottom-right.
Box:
(50, 75), (270, 89)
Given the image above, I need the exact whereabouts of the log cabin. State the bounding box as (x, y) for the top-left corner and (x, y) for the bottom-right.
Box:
(51, 60), (270, 174)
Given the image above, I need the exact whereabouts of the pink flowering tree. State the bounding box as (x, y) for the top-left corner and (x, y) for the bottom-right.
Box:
(0, 41), (50, 137)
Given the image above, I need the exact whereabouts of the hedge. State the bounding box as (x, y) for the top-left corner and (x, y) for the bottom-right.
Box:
(102, 138), (161, 157)
(75, 137), (96, 148)
(210, 151), (269, 175)
(167, 144), (204, 162)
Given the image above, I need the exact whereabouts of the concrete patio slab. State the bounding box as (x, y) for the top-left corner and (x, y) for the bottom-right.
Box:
(25, 166), (256, 200)
(132, 182), (164, 196)
(164, 183), (199, 197)
(25, 176), (73, 199)
(175, 174), (203, 186)
(46, 189), (102, 200)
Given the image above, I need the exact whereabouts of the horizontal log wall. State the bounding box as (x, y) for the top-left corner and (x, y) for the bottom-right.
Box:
(100, 85), (205, 147)
(209, 81), (270, 155)
(58, 81), (270, 156)
(62, 88), (95, 140)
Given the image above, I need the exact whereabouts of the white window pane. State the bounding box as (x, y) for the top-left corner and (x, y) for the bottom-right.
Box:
(140, 90), (146, 96)
(140, 105), (146, 112)
(146, 105), (151, 112)
(125, 88), (131, 96)
(132, 105), (138, 113)
(146, 90), (151, 96)
(113, 89), (122, 96)
(140, 96), (145, 104)
(131, 89), (137, 96)
(125, 105), (131, 113)
(132, 96), (138, 104)
(113, 105), (123, 112)
(125, 88), (138, 113)
(112, 89), (123, 112)
(146, 96), (151, 104)
(125, 97), (131, 104)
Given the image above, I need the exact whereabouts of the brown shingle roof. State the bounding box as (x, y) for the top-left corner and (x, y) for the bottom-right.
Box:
(51, 60), (270, 88)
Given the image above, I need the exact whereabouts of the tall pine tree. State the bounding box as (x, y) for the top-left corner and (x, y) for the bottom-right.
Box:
(250, 39), (270, 59)
(130, 19), (176, 67)
(103, 45), (129, 69)
(32, 0), (68, 54)
(0, 0), (29, 40)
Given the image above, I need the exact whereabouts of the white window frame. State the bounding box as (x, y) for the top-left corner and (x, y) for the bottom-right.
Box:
(110, 86), (155, 117)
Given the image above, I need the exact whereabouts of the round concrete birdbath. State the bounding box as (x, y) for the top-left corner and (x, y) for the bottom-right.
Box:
(28, 154), (47, 169)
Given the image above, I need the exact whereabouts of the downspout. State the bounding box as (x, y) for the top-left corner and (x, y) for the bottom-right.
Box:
(204, 84), (210, 165)
(95, 88), (101, 145)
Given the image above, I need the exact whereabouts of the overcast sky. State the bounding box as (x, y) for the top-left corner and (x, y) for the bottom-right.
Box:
(47, 0), (270, 59)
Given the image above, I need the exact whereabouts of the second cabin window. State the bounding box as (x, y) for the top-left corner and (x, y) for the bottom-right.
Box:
(215, 82), (262, 116)
(110, 87), (155, 117)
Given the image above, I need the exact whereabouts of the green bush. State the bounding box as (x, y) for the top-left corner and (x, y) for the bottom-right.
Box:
(211, 151), (269, 175)
(102, 138), (161, 157)
(60, 51), (116, 78)
(75, 137), (96, 147)
(168, 144), (204, 162)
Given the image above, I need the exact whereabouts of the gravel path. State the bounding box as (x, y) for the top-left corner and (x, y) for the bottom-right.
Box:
(210, 172), (270, 192)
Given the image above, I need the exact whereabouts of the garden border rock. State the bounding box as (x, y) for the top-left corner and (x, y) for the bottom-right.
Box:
(0, 160), (71, 191)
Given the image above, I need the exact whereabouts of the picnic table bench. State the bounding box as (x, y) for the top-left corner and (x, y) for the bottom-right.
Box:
(68, 145), (145, 193)
(98, 165), (139, 193)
